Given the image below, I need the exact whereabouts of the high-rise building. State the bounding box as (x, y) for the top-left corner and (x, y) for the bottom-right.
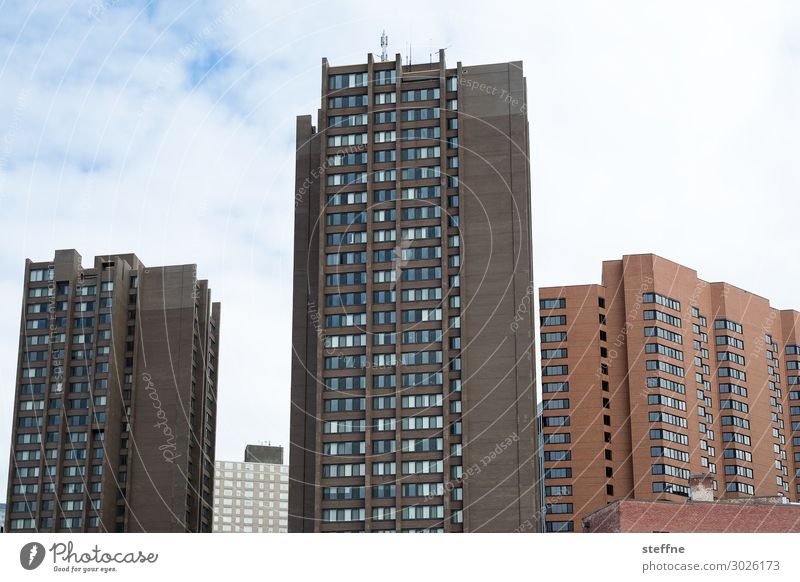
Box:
(538, 253), (800, 532)
(213, 445), (289, 533)
(5, 249), (221, 533)
(290, 51), (538, 532)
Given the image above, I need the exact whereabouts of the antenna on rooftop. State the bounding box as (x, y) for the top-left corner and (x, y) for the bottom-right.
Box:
(380, 30), (388, 62)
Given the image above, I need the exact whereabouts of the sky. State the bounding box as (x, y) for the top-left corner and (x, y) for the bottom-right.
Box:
(0, 0), (799, 501)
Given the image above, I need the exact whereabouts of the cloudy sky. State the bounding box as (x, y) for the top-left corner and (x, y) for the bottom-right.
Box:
(1, 0), (798, 499)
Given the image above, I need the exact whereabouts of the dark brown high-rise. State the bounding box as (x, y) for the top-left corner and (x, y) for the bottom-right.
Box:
(538, 254), (800, 532)
(290, 51), (538, 532)
(5, 250), (221, 533)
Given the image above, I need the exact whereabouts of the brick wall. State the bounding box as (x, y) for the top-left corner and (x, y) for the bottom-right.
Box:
(583, 499), (800, 533)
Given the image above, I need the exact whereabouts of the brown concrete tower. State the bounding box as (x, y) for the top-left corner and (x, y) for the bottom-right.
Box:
(290, 51), (538, 532)
(5, 249), (220, 533)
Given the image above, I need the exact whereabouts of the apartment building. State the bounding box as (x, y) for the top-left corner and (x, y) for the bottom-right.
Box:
(290, 50), (538, 532)
(539, 253), (799, 532)
(5, 249), (220, 533)
(213, 445), (288, 533)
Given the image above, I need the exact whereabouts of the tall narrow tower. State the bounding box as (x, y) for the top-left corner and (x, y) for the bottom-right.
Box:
(290, 51), (537, 532)
(5, 250), (220, 533)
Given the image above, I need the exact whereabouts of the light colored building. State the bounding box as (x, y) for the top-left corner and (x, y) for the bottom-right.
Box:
(213, 445), (288, 533)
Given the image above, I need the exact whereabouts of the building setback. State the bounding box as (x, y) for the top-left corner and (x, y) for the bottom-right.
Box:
(213, 445), (288, 532)
(5, 249), (220, 533)
(538, 253), (800, 532)
(290, 51), (538, 532)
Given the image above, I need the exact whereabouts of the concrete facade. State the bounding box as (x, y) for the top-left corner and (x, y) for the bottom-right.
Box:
(5, 250), (220, 533)
(289, 52), (538, 532)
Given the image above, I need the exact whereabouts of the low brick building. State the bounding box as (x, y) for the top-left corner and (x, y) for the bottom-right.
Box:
(582, 497), (800, 533)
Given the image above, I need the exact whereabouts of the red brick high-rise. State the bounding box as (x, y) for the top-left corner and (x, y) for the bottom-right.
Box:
(538, 254), (800, 532)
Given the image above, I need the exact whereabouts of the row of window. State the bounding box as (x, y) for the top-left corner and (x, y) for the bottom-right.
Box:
(323, 373), (452, 391)
(328, 72), (458, 91)
(322, 505), (448, 523)
(328, 88), (449, 110)
(323, 415), (447, 434)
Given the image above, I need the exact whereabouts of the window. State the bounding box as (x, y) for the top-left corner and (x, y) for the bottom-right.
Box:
(374, 69), (396, 85)
(328, 94), (368, 108)
(547, 503), (573, 514)
(328, 133), (368, 147)
(402, 88), (440, 102)
(328, 152), (368, 167)
(714, 319), (743, 334)
(652, 482), (690, 496)
(374, 111), (396, 124)
(542, 382), (569, 393)
(543, 433), (570, 444)
(402, 126), (441, 141)
(645, 343), (684, 361)
(647, 376), (686, 394)
(647, 393), (686, 411)
(718, 367), (747, 381)
(402, 146), (440, 161)
(650, 428), (689, 446)
(645, 326), (683, 345)
(648, 411), (688, 428)
(643, 310), (681, 328)
(642, 292), (681, 311)
(401, 108), (440, 122)
(328, 114), (368, 128)
(544, 467), (572, 479)
(540, 298), (566, 309)
(328, 72), (368, 89)
(542, 365), (568, 376)
(646, 360), (684, 377)
(30, 268), (54, 282)
(327, 172), (367, 186)
(322, 508), (365, 522)
(543, 450), (571, 462)
(716, 335), (744, 350)
(541, 315), (566, 326)
(321, 463), (366, 478)
(401, 166), (440, 181)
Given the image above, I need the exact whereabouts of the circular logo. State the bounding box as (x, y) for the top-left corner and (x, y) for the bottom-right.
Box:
(19, 542), (46, 570)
